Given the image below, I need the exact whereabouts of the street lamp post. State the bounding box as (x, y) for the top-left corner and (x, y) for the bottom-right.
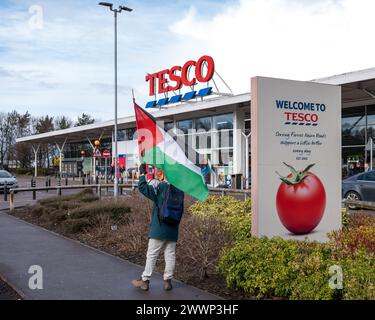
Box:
(98, 2), (133, 199)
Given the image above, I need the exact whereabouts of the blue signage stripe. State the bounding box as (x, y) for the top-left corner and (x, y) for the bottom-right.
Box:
(182, 91), (196, 100)
(197, 87), (213, 97)
(169, 94), (182, 103)
(145, 101), (156, 108)
(157, 98), (169, 106)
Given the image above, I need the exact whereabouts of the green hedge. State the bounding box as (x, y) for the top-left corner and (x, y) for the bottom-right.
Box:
(218, 236), (375, 300)
(189, 195), (251, 241)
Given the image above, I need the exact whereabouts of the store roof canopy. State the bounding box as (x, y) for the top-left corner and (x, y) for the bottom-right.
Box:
(313, 67), (375, 109)
(16, 93), (250, 145)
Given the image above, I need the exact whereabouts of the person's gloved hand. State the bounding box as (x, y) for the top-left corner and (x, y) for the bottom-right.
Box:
(139, 163), (147, 175)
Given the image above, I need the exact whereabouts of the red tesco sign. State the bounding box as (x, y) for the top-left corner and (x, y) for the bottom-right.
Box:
(145, 55), (215, 96)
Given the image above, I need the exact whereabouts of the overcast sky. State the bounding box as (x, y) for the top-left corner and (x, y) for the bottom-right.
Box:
(0, 0), (374, 121)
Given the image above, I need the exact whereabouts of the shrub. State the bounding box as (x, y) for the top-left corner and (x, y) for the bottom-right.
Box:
(178, 214), (232, 280)
(218, 237), (338, 300)
(189, 196), (251, 241)
(49, 210), (68, 224)
(219, 237), (305, 298)
(218, 235), (375, 300)
(38, 189), (97, 207)
(342, 208), (348, 227)
(340, 251), (375, 300)
(177, 196), (251, 281)
(329, 214), (375, 259)
(68, 201), (131, 225)
(30, 205), (46, 218)
(61, 218), (91, 234)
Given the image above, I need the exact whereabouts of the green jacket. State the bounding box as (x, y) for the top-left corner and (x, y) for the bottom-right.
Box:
(138, 175), (180, 242)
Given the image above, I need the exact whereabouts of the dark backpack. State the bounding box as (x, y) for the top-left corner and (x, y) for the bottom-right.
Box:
(158, 184), (184, 226)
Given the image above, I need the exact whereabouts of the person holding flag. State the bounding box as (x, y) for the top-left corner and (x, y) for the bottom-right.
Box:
(131, 101), (209, 292)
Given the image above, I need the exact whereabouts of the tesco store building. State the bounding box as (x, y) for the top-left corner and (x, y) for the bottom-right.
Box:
(17, 56), (375, 187)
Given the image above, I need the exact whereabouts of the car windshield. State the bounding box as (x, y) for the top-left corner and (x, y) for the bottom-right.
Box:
(0, 171), (12, 178)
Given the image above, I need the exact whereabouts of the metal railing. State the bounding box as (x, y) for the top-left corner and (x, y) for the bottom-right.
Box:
(5, 182), (252, 212)
(7, 184), (137, 212)
(342, 199), (375, 211)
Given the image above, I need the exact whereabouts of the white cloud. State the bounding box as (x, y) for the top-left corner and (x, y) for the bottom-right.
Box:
(169, 0), (375, 94)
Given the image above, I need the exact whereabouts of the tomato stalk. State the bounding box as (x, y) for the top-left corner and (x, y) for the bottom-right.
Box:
(276, 162), (315, 186)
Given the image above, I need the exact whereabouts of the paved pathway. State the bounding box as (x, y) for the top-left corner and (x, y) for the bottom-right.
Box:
(0, 213), (219, 300)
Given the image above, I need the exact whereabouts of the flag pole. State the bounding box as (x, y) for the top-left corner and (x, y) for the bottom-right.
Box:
(132, 88), (135, 102)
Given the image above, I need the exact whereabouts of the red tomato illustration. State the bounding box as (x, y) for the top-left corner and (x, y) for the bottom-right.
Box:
(276, 163), (326, 235)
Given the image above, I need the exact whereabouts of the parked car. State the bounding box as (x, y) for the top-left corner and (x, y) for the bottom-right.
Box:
(0, 170), (18, 193)
(342, 170), (375, 204)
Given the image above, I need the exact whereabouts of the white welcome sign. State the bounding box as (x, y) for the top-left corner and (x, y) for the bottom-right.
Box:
(251, 77), (342, 241)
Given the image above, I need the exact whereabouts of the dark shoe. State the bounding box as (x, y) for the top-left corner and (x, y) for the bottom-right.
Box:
(132, 278), (149, 291)
(164, 279), (172, 291)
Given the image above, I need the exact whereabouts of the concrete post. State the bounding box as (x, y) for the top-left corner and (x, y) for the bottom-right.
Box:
(3, 182), (7, 202)
(9, 191), (14, 212)
(242, 132), (251, 189)
(32, 144), (40, 178)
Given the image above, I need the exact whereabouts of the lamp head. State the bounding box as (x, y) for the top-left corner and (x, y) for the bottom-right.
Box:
(98, 2), (113, 10)
(119, 5), (133, 12)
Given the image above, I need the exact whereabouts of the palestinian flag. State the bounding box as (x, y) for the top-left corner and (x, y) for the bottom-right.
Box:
(134, 101), (209, 201)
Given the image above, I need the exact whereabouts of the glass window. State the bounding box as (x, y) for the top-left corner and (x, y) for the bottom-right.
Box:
(126, 128), (136, 140)
(177, 120), (193, 134)
(214, 113), (233, 130)
(245, 119), (251, 135)
(195, 117), (212, 132)
(367, 105), (375, 125)
(118, 128), (136, 141)
(215, 130), (233, 148)
(342, 125), (366, 146)
(218, 149), (233, 166)
(342, 115), (366, 129)
(164, 122), (174, 133)
(196, 133), (211, 149)
(117, 130), (125, 141)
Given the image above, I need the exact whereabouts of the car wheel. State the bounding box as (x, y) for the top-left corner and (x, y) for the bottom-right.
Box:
(345, 191), (361, 210)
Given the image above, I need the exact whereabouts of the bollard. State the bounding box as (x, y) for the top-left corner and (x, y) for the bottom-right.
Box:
(98, 185), (102, 200)
(95, 176), (99, 185)
(3, 182), (7, 202)
(45, 179), (49, 193)
(57, 178), (62, 196)
(9, 191), (14, 212)
(31, 178), (36, 200)
(65, 177), (68, 186)
(82, 177), (85, 185)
